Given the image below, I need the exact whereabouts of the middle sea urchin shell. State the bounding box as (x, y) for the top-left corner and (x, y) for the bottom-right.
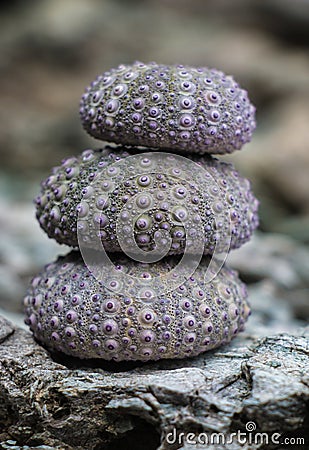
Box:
(24, 251), (250, 361)
(35, 146), (259, 255)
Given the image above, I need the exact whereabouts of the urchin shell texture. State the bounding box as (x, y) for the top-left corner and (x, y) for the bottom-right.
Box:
(35, 146), (259, 255)
(24, 251), (250, 361)
(79, 61), (256, 155)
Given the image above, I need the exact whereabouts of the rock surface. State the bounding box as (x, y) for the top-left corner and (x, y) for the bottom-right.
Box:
(0, 312), (308, 450)
(227, 232), (309, 321)
(0, 196), (62, 314)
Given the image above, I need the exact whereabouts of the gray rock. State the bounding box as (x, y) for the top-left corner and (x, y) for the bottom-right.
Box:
(0, 313), (308, 450)
(227, 232), (309, 321)
(227, 232), (309, 288)
(0, 197), (62, 312)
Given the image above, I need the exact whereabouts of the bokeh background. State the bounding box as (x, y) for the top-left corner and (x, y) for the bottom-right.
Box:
(1, 0), (308, 330)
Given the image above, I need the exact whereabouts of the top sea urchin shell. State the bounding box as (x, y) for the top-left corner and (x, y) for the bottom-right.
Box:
(79, 61), (256, 155)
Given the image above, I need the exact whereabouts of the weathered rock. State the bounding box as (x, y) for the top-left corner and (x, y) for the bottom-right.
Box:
(227, 232), (309, 320)
(227, 232), (309, 288)
(0, 314), (308, 450)
(0, 197), (62, 313)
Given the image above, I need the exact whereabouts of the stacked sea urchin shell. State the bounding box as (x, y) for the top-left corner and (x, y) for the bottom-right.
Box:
(24, 62), (258, 361)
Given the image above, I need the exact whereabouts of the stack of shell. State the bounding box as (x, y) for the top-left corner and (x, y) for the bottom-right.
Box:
(24, 62), (259, 362)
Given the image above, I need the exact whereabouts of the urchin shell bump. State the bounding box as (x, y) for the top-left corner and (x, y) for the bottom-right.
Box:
(35, 146), (259, 255)
(24, 251), (250, 361)
(79, 61), (256, 154)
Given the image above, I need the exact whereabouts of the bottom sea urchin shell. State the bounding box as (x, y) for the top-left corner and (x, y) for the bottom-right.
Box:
(24, 252), (250, 361)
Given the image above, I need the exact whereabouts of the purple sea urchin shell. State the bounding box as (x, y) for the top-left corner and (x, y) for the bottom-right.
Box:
(24, 251), (250, 361)
(80, 62), (256, 154)
(35, 146), (259, 255)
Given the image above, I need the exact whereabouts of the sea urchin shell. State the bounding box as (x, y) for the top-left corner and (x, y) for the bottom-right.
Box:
(35, 146), (259, 256)
(79, 61), (256, 154)
(24, 251), (250, 361)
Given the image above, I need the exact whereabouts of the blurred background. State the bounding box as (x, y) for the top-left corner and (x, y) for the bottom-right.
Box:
(0, 0), (308, 331)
